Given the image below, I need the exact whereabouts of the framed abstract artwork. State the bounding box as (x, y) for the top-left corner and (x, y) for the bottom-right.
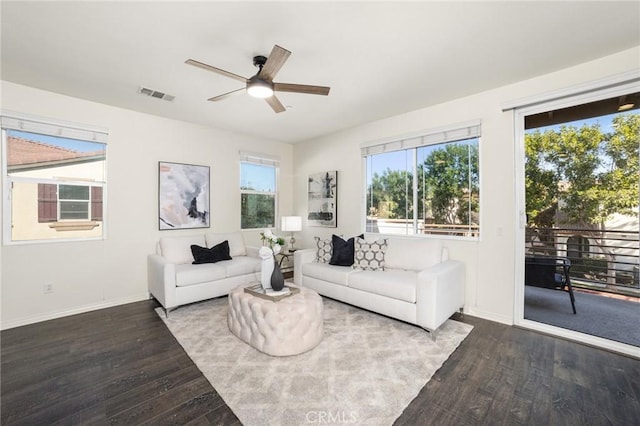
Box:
(308, 170), (337, 227)
(158, 161), (210, 230)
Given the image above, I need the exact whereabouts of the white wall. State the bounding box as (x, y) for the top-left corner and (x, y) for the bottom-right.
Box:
(0, 81), (293, 329)
(292, 47), (640, 325)
(2, 46), (637, 329)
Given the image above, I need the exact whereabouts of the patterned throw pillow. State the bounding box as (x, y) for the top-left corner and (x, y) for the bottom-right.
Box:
(314, 236), (333, 263)
(353, 238), (388, 271)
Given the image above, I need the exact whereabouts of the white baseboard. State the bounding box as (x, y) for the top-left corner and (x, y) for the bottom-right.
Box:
(0, 293), (150, 330)
(464, 306), (513, 325)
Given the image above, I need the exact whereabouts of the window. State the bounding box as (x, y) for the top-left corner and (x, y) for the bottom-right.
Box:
(363, 123), (480, 238)
(240, 152), (278, 229)
(2, 115), (107, 243)
(37, 183), (103, 222)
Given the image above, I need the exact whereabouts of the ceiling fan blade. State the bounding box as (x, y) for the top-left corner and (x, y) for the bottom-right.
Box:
(265, 95), (286, 113)
(185, 59), (247, 83)
(259, 45), (291, 81)
(274, 83), (330, 96)
(207, 87), (245, 102)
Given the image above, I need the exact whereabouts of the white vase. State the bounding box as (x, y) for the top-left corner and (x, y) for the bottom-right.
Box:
(259, 247), (274, 289)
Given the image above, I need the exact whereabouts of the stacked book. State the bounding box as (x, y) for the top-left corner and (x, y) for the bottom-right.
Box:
(265, 288), (291, 296)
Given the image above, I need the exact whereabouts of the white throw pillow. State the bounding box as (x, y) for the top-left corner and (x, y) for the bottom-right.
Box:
(205, 232), (247, 257)
(353, 238), (388, 271)
(160, 235), (206, 264)
(384, 238), (443, 271)
(314, 237), (332, 263)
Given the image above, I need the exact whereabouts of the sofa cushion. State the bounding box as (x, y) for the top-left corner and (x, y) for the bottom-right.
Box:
(225, 256), (261, 277)
(329, 234), (363, 266)
(314, 237), (332, 263)
(302, 262), (356, 286)
(206, 232), (246, 257)
(160, 235), (206, 264)
(348, 270), (417, 303)
(175, 262), (227, 287)
(353, 238), (388, 271)
(191, 241), (232, 264)
(384, 238), (443, 271)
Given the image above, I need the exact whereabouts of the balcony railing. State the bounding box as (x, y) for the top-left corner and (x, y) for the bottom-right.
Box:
(526, 226), (639, 296)
(366, 219), (638, 295)
(366, 218), (479, 237)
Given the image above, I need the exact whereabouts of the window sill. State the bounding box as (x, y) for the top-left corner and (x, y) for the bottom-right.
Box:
(48, 221), (100, 232)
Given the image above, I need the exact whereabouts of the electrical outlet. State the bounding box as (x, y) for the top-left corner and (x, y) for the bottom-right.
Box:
(44, 283), (54, 294)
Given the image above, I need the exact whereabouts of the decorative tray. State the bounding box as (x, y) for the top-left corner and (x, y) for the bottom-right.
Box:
(244, 284), (300, 302)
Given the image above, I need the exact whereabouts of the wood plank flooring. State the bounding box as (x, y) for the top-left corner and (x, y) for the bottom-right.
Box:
(2, 299), (638, 425)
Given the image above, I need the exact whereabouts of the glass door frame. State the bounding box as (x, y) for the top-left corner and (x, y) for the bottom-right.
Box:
(513, 80), (640, 358)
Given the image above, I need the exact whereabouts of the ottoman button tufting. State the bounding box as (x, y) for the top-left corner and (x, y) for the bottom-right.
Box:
(227, 285), (324, 356)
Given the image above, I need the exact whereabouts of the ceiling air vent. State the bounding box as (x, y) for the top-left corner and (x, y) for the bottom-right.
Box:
(138, 86), (175, 102)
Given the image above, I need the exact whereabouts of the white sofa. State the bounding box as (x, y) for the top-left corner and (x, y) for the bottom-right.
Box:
(148, 232), (261, 313)
(294, 235), (465, 334)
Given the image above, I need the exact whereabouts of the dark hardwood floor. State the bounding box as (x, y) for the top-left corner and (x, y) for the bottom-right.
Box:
(396, 313), (640, 425)
(1, 300), (239, 425)
(2, 299), (639, 425)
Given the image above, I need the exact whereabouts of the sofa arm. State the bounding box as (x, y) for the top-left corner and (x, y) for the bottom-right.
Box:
(294, 248), (316, 286)
(148, 254), (177, 309)
(416, 260), (465, 331)
(246, 246), (260, 259)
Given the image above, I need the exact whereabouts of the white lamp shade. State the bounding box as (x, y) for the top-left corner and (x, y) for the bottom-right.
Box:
(281, 216), (302, 232)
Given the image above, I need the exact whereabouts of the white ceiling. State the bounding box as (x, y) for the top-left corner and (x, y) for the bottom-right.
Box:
(1, 1), (639, 144)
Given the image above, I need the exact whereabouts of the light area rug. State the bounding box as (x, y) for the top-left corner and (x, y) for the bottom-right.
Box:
(156, 296), (473, 425)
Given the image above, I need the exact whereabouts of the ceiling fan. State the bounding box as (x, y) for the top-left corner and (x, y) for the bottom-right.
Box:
(186, 45), (330, 113)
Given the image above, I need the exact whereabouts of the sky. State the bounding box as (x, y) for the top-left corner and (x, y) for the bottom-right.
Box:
(526, 111), (622, 134)
(240, 162), (275, 192)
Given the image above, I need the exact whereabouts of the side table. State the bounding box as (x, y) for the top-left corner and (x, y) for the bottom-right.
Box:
(276, 250), (295, 278)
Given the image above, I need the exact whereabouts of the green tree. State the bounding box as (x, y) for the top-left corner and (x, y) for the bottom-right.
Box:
(525, 113), (639, 228)
(420, 142), (479, 225)
(367, 141), (479, 229)
(367, 169), (412, 219)
(598, 114), (640, 220)
(525, 129), (560, 227)
(525, 112), (639, 281)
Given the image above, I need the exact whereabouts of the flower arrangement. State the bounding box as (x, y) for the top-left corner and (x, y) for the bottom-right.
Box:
(260, 229), (285, 256)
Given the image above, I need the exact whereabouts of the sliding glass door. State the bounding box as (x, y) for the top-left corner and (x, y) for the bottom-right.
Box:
(514, 85), (639, 355)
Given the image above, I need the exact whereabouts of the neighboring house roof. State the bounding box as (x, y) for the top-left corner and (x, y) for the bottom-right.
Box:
(7, 136), (105, 171)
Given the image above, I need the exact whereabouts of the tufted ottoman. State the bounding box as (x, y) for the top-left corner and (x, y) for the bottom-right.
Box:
(227, 285), (324, 356)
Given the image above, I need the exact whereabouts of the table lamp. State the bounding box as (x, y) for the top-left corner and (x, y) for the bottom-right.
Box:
(281, 216), (302, 252)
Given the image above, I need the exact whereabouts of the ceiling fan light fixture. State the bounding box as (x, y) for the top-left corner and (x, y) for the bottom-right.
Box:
(186, 45), (330, 113)
(247, 77), (274, 98)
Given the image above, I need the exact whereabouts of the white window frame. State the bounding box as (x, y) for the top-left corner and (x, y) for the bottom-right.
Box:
(239, 151), (279, 230)
(361, 121), (482, 240)
(1, 111), (108, 245)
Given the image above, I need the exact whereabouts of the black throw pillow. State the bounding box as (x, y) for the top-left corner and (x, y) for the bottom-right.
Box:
(191, 240), (232, 264)
(329, 234), (364, 266)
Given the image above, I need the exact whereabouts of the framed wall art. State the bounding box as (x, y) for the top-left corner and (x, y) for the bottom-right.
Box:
(308, 170), (337, 227)
(158, 161), (210, 230)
